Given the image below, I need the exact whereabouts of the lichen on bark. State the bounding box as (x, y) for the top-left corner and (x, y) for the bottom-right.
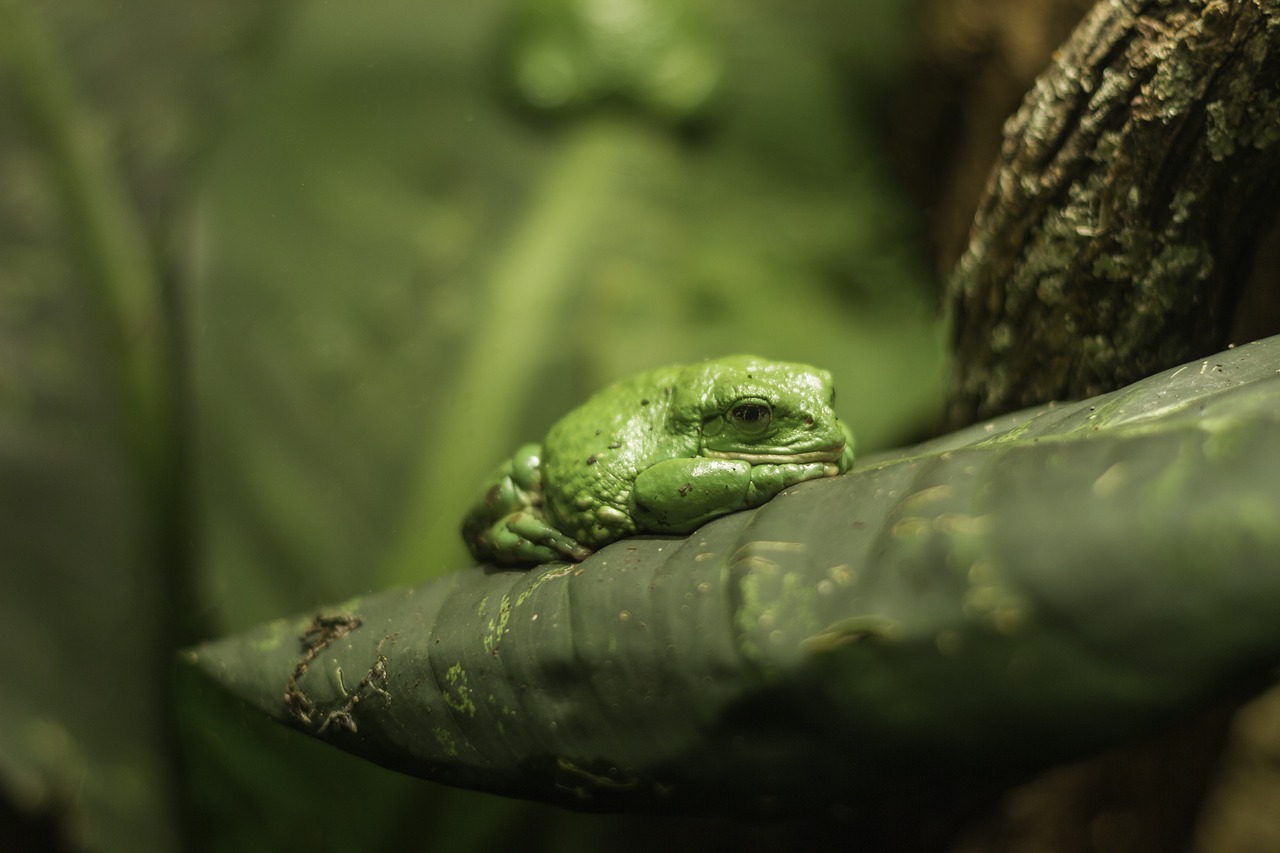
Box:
(944, 0), (1280, 430)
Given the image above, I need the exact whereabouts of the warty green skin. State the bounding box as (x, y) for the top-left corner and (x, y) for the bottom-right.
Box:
(462, 355), (855, 566)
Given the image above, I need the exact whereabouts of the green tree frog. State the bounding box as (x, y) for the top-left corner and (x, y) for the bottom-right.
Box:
(462, 355), (855, 566)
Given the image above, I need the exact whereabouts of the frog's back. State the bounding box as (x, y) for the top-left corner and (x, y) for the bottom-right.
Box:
(540, 364), (690, 545)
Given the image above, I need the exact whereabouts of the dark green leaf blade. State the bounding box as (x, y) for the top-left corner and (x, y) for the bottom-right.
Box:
(186, 336), (1280, 815)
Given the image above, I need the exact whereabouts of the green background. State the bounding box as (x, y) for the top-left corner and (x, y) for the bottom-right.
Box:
(1, 0), (944, 850)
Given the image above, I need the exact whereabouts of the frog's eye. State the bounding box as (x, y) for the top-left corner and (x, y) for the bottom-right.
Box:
(729, 399), (772, 435)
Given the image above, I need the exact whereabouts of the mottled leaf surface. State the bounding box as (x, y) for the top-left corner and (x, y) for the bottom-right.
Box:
(188, 337), (1280, 815)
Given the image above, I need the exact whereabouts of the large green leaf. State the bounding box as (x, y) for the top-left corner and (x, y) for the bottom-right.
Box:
(187, 336), (1280, 816)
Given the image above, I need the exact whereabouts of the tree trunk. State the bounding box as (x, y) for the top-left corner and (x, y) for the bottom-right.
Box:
(943, 0), (1280, 430)
(929, 2), (1280, 851)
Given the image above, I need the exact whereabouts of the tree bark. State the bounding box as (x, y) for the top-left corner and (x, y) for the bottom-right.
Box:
(944, 0), (1280, 430)
(894, 0), (1094, 275)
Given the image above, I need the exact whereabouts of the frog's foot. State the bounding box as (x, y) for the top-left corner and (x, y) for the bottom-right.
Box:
(470, 511), (592, 566)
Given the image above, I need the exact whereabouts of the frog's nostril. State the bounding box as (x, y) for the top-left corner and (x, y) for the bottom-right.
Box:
(804, 415), (815, 428)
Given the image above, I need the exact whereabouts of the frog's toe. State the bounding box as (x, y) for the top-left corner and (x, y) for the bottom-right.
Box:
(468, 512), (591, 566)
(506, 512), (591, 562)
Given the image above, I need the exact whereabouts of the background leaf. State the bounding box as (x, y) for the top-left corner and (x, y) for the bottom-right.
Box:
(3, 0), (941, 850)
(0, 0), (275, 849)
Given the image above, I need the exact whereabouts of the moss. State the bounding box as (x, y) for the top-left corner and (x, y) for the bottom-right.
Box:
(1169, 187), (1198, 226)
(1144, 41), (1206, 121)
(1246, 90), (1280, 150)
(1206, 100), (1238, 161)
(432, 727), (458, 758)
(482, 594), (511, 656)
(443, 663), (476, 717)
(1152, 241), (1213, 284)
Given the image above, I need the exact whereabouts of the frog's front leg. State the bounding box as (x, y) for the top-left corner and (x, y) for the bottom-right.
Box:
(744, 459), (842, 502)
(474, 511), (591, 565)
(633, 457), (833, 534)
(461, 443), (590, 565)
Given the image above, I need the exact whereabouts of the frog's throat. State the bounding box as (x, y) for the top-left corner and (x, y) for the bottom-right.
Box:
(701, 444), (846, 466)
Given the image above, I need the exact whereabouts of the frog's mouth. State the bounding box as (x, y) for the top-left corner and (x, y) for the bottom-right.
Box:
(702, 443), (846, 467)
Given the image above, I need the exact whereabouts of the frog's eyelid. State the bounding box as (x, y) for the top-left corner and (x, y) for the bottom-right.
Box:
(729, 401), (771, 416)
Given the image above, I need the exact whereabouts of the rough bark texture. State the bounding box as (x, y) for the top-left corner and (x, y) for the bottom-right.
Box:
(895, 0), (1094, 274)
(917, 3), (1280, 851)
(944, 0), (1280, 430)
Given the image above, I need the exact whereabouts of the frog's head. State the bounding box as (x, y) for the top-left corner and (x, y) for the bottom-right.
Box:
(673, 355), (854, 473)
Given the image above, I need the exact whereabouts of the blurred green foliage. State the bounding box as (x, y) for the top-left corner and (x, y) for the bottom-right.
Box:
(0, 0), (941, 850)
